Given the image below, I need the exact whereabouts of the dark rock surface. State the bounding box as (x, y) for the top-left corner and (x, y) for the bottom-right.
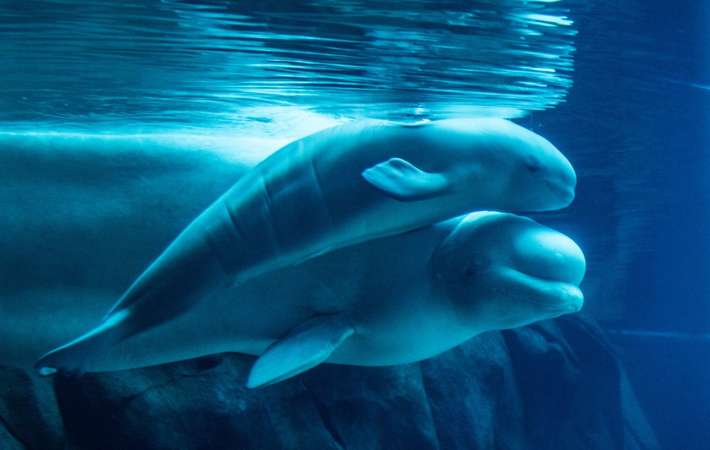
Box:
(0, 316), (659, 450)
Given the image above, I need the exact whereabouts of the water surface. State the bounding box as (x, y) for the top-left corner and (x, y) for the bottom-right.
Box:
(0, 0), (576, 134)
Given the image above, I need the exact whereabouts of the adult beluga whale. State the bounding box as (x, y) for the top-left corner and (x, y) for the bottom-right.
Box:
(36, 118), (577, 375)
(34, 211), (585, 387)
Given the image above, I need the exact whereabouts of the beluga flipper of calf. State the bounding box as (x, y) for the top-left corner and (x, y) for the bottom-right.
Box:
(36, 118), (577, 376)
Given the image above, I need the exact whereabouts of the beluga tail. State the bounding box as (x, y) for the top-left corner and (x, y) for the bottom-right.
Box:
(36, 118), (576, 375)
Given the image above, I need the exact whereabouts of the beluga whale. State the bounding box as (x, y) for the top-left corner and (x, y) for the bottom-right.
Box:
(36, 118), (577, 376)
(32, 212), (585, 387)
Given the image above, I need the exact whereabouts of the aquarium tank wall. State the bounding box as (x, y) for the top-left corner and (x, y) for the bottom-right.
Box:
(0, 1), (707, 449)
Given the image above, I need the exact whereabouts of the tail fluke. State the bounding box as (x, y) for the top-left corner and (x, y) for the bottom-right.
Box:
(34, 309), (130, 376)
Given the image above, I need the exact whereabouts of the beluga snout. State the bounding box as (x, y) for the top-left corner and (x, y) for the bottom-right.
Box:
(504, 216), (586, 317)
(545, 152), (577, 208)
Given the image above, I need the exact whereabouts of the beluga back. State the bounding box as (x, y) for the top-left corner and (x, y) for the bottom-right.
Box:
(36, 118), (576, 375)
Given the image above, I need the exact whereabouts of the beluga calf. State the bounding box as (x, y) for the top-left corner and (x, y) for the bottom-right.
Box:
(36, 118), (576, 375)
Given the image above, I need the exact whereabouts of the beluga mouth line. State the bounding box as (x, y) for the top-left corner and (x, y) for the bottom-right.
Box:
(35, 118), (577, 376)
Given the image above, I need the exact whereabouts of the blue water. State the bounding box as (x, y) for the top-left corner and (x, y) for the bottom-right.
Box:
(1, 1), (708, 449)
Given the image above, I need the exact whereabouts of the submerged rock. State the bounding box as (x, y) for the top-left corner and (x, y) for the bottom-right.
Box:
(0, 317), (658, 450)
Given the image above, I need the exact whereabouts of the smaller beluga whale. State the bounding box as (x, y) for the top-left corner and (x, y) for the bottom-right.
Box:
(35, 212), (585, 387)
(36, 118), (577, 377)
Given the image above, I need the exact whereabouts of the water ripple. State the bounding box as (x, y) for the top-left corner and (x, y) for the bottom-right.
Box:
(0, 0), (576, 133)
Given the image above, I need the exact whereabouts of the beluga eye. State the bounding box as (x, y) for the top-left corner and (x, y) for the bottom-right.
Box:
(525, 157), (542, 174)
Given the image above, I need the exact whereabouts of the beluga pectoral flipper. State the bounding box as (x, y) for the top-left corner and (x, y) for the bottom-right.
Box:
(247, 315), (355, 388)
(36, 118), (577, 375)
(361, 157), (452, 200)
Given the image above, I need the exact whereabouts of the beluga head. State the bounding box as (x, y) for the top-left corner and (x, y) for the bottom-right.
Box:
(431, 212), (586, 333)
(416, 118), (577, 212)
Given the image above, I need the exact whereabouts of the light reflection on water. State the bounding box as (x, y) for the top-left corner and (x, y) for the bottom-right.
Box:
(0, 0), (576, 135)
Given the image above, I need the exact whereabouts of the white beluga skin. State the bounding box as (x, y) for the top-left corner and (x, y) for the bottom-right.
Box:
(36, 118), (577, 375)
(35, 211), (585, 388)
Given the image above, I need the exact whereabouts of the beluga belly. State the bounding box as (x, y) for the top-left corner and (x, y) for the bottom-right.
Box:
(36, 118), (577, 375)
